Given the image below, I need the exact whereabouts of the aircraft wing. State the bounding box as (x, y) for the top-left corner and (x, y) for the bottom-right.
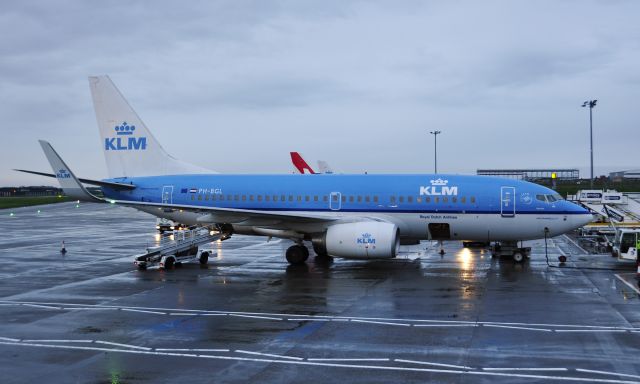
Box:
(14, 169), (136, 190)
(109, 199), (339, 225)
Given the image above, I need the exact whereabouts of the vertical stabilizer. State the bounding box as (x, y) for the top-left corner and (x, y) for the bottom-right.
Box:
(89, 76), (213, 178)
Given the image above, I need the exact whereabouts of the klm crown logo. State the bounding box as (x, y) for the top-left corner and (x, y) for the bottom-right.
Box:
(357, 232), (376, 244)
(105, 121), (147, 151)
(420, 178), (458, 196)
(430, 178), (448, 186)
(56, 169), (70, 179)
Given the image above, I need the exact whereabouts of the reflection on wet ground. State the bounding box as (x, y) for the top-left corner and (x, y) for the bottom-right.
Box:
(0, 202), (639, 383)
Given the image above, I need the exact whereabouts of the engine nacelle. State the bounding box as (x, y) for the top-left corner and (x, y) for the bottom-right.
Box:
(325, 222), (400, 259)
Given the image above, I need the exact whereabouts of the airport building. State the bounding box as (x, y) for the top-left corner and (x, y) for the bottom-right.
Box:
(476, 169), (579, 181)
(609, 169), (640, 182)
(0, 186), (62, 197)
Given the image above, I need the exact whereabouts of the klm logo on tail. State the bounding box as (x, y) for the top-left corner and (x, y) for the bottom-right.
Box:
(56, 169), (71, 179)
(105, 122), (147, 151)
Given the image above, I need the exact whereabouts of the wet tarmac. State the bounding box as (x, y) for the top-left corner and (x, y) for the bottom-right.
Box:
(1, 202), (639, 383)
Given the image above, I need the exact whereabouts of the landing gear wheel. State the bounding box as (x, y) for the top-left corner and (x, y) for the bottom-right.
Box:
(286, 245), (309, 265)
(199, 252), (209, 265)
(164, 257), (175, 270)
(558, 255), (567, 263)
(512, 252), (525, 263)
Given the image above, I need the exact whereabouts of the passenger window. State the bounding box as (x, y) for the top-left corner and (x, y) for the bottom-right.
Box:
(407, 196), (413, 203)
(390, 196), (396, 203)
(297, 196), (302, 202)
(234, 195), (239, 201)
(257, 195), (262, 201)
(452, 197), (457, 203)
(314, 196), (319, 202)
(399, 196), (404, 203)
(349, 196), (354, 203)
(242, 195), (246, 201)
(228, 195), (232, 201)
(249, 195), (254, 201)
(425, 197), (431, 203)
(265, 195), (270, 202)
(219, 195), (224, 201)
(305, 196), (310, 202)
(198, 194), (202, 201)
(341, 196), (346, 203)
(332, 195), (338, 202)
(289, 195), (294, 202)
(279, 195), (284, 201)
(205, 194), (209, 201)
(470, 197), (476, 203)
(434, 197), (440, 203)
(212, 195), (217, 201)
(460, 197), (466, 203)
(443, 196), (448, 203)
(357, 196), (362, 203)
(191, 194), (195, 200)
(365, 196), (370, 203)
(373, 196), (379, 203)
(417, 197), (422, 203)
(324, 196), (329, 202)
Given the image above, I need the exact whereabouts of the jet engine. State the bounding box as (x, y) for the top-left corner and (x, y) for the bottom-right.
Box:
(322, 222), (400, 259)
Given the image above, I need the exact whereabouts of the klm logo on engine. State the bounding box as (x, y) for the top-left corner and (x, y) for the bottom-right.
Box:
(105, 122), (147, 151)
(56, 169), (70, 179)
(357, 232), (376, 244)
(420, 178), (458, 196)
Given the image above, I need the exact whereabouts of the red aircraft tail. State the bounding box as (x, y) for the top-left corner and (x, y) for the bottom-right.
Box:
(290, 152), (316, 174)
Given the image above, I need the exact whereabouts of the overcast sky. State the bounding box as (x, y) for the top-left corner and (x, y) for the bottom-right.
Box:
(2, 0), (639, 186)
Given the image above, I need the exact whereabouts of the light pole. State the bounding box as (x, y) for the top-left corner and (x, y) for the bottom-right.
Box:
(582, 99), (597, 188)
(430, 130), (441, 174)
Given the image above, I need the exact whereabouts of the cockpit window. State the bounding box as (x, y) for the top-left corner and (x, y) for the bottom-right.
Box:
(536, 194), (546, 202)
(537, 193), (563, 203)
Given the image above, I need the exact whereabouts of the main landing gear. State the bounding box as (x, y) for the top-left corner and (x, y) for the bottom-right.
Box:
(285, 244), (309, 265)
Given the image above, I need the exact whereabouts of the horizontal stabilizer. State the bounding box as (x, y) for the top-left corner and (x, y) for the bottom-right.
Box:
(37, 140), (103, 202)
(14, 169), (136, 190)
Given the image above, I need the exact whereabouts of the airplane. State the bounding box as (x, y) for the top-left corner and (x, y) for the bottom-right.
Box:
(18, 75), (594, 266)
(290, 152), (334, 175)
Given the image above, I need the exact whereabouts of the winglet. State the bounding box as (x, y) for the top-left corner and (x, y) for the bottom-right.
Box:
(38, 140), (103, 202)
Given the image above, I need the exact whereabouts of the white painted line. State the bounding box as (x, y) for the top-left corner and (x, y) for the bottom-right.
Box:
(22, 339), (93, 343)
(94, 340), (152, 351)
(287, 318), (331, 322)
(394, 359), (472, 370)
(22, 304), (60, 310)
(563, 234), (589, 254)
(413, 324), (478, 328)
(350, 319), (411, 327)
(483, 367), (568, 372)
(169, 313), (195, 316)
(229, 314), (283, 321)
(200, 313), (228, 316)
(308, 358), (390, 362)
(554, 329), (629, 333)
(235, 350), (303, 361)
(2, 341), (640, 384)
(121, 308), (166, 315)
(483, 324), (552, 332)
(156, 348), (230, 352)
(615, 274), (640, 295)
(576, 369), (640, 380)
(330, 319), (351, 322)
(0, 337), (20, 342)
(65, 307), (115, 311)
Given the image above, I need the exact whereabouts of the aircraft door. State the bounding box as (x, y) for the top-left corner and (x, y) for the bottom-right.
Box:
(329, 192), (341, 210)
(162, 185), (173, 204)
(500, 186), (515, 217)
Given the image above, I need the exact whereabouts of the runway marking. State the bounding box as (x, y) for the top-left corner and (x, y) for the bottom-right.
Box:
(615, 274), (640, 295)
(562, 234), (589, 254)
(235, 350), (304, 361)
(229, 314), (283, 321)
(94, 340), (152, 351)
(2, 299), (639, 333)
(0, 337), (20, 342)
(394, 359), (472, 370)
(483, 367), (568, 372)
(308, 358), (390, 362)
(121, 308), (166, 315)
(22, 339), (94, 343)
(483, 324), (552, 332)
(576, 369), (640, 380)
(1, 340), (639, 384)
(350, 319), (411, 327)
(156, 348), (230, 352)
(22, 304), (60, 310)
